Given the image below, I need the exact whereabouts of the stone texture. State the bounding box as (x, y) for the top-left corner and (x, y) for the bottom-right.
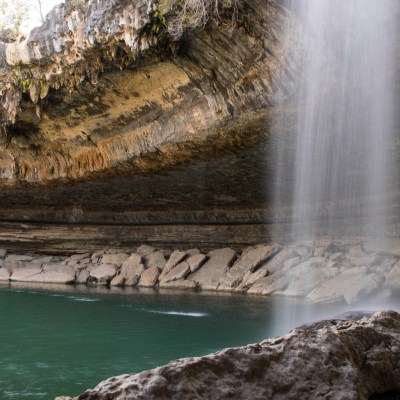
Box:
(26, 270), (75, 284)
(110, 274), (125, 287)
(384, 261), (400, 293)
(237, 265), (269, 291)
(138, 266), (160, 288)
(187, 254), (206, 273)
(10, 267), (43, 281)
(0, 0), (303, 190)
(363, 239), (400, 257)
(101, 253), (129, 267)
(144, 251), (166, 271)
(262, 247), (294, 274)
(31, 256), (54, 265)
(42, 263), (75, 276)
(293, 245), (312, 258)
(137, 245), (156, 257)
(5, 254), (33, 263)
(67, 311), (400, 400)
(219, 244), (278, 291)
(89, 264), (117, 285)
(185, 249), (201, 257)
(0, 249), (7, 259)
(109, 253), (145, 286)
(347, 245), (375, 266)
(67, 253), (91, 263)
(160, 250), (187, 280)
(0, 267), (10, 280)
(247, 275), (289, 296)
(76, 269), (90, 284)
(279, 259), (336, 297)
(189, 248), (236, 291)
(160, 262), (191, 284)
(307, 267), (380, 304)
(159, 279), (199, 290)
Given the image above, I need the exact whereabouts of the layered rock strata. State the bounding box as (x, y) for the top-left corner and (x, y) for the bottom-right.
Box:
(56, 310), (400, 400)
(0, 0), (301, 184)
(1, 237), (400, 305)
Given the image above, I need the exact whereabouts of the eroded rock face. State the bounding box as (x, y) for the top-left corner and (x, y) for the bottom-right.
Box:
(0, 0), (302, 184)
(58, 310), (400, 400)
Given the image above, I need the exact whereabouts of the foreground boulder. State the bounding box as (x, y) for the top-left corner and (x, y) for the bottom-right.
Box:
(57, 310), (400, 400)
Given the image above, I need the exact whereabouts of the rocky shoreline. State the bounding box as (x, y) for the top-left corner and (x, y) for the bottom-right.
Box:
(1, 237), (400, 304)
(56, 310), (400, 400)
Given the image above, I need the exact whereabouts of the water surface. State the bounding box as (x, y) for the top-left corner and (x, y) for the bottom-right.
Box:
(0, 284), (395, 399)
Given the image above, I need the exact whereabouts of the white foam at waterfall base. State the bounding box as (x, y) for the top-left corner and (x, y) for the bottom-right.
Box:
(273, 0), (398, 240)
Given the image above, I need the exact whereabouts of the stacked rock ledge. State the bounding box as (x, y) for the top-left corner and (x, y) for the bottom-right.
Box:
(1, 237), (400, 304)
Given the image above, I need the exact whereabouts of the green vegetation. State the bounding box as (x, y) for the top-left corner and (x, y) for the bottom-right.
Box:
(13, 76), (32, 92)
(140, 8), (168, 44)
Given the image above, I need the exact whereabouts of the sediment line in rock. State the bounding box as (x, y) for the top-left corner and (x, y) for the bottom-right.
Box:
(1, 237), (400, 305)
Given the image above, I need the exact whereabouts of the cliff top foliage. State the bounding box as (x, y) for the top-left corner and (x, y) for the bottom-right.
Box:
(160, 0), (241, 40)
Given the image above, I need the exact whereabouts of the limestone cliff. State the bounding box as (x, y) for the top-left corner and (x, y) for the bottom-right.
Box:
(0, 0), (301, 184)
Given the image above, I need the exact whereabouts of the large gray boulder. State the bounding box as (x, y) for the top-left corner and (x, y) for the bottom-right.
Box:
(247, 275), (289, 296)
(10, 267), (43, 281)
(110, 253), (145, 287)
(219, 244), (279, 291)
(0, 267), (10, 280)
(189, 248), (236, 291)
(186, 254), (206, 273)
(279, 258), (337, 297)
(60, 311), (400, 400)
(363, 238), (400, 257)
(89, 264), (118, 285)
(159, 279), (198, 290)
(384, 261), (400, 293)
(160, 262), (191, 284)
(10, 267), (75, 283)
(307, 267), (381, 304)
(144, 251), (166, 271)
(138, 266), (160, 288)
(159, 250), (186, 280)
(101, 253), (129, 267)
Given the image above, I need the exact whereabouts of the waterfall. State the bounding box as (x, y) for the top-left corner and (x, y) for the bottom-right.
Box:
(273, 0), (399, 241)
